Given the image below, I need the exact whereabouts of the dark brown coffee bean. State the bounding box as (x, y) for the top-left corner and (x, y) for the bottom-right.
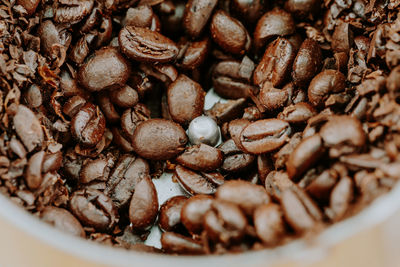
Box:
(79, 158), (109, 184)
(159, 195), (188, 232)
(161, 232), (204, 255)
(71, 103), (106, 147)
(139, 63), (178, 86)
(25, 84), (42, 108)
(258, 82), (289, 111)
(218, 139), (255, 173)
(210, 10), (251, 55)
(69, 33), (96, 65)
(78, 47), (130, 92)
(228, 119), (250, 149)
(306, 169), (338, 202)
(181, 194), (213, 234)
(292, 39), (322, 88)
(42, 151), (63, 173)
(13, 105), (43, 152)
(111, 127), (135, 152)
(277, 102), (317, 123)
(253, 38), (295, 88)
(254, 203), (285, 246)
(257, 154), (274, 185)
(331, 21), (353, 54)
(54, 0), (94, 24)
(17, 0), (40, 16)
(183, 0), (218, 38)
(109, 85), (139, 108)
(284, 0), (320, 19)
(308, 70), (346, 108)
(205, 98), (247, 124)
(174, 165), (220, 195)
(120, 104), (151, 140)
(41, 207), (85, 237)
(25, 151), (45, 189)
(286, 134), (324, 180)
(204, 200), (247, 245)
(212, 60), (256, 99)
(129, 175), (158, 230)
(38, 20), (71, 58)
(106, 155), (149, 208)
(95, 17), (113, 48)
(132, 119), (187, 160)
(123, 5), (160, 32)
(177, 37), (210, 70)
(176, 144), (223, 171)
(119, 26), (178, 63)
(264, 171), (295, 201)
(60, 70), (89, 98)
(69, 188), (118, 231)
(254, 8), (295, 50)
(327, 176), (353, 221)
(240, 119), (291, 154)
(167, 75), (205, 125)
(230, 0), (265, 25)
(216, 180), (270, 216)
(97, 93), (120, 124)
(10, 138), (27, 161)
(63, 96), (87, 118)
(319, 115), (366, 157)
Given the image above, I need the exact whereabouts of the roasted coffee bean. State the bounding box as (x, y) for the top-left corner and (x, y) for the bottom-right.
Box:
(177, 37), (210, 70)
(228, 119), (250, 149)
(205, 98), (247, 124)
(273, 132), (302, 169)
(60, 70), (89, 98)
(54, 0), (94, 24)
(210, 10), (251, 55)
(240, 119), (291, 154)
(183, 0), (218, 38)
(292, 39), (322, 88)
(119, 26), (179, 63)
(254, 203), (285, 246)
(13, 105), (43, 152)
(218, 139), (255, 173)
(174, 165), (220, 195)
(230, 0), (265, 25)
(79, 158), (109, 184)
(159, 196), (188, 232)
(308, 70), (346, 108)
(129, 175), (158, 230)
(69, 33), (96, 65)
(42, 151), (63, 173)
(109, 85), (139, 109)
(111, 127), (135, 152)
(71, 103), (106, 147)
(331, 21), (353, 54)
(216, 180), (270, 216)
(327, 176), (353, 221)
(69, 188), (118, 231)
(176, 144), (223, 171)
(95, 17), (113, 48)
(161, 232), (204, 255)
(264, 171), (295, 201)
(41, 207), (85, 237)
(284, 0), (320, 19)
(204, 200), (247, 245)
(277, 102), (317, 123)
(106, 155), (149, 208)
(123, 5), (160, 31)
(25, 84), (42, 108)
(212, 60), (256, 99)
(258, 82), (289, 111)
(131, 119), (187, 160)
(17, 0), (40, 16)
(25, 151), (45, 189)
(254, 8), (295, 50)
(286, 134), (324, 180)
(253, 38), (295, 88)
(320, 115), (366, 157)
(63, 96), (87, 118)
(257, 154), (274, 185)
(38, 20), (71, 58)
(181, 194), (213, 234)
(167, 75), (205, 125)
(120, 104), (151, 140)
(139, 63), (178, 85)
(78, 47), (130, 92)
(97, 92), (120, 124)
(306, 169), (338, 202)
(10, 137), (27, 159)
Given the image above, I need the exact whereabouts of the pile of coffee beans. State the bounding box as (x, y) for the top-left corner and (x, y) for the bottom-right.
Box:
(1, 0), (400, 255)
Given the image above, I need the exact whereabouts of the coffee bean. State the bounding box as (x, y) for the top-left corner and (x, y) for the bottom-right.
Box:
(257, 154), (274, 185)
(254, 203), (285, 246)
(79, 158), (109, 184)
(41, 207), (85, 237)
(205, 98), (247, 124)
(174, 165), (220, 195)
(111, 127), (135, 152)
(95, 17), (113, 48)
(286, 134), (324, 180)
(204, 200), (247, 245)
(78, 47), (130, 92)
(54, 0), (94, 24)
(69, 33), (96, 65)
(38, 20), (71, 58)
(131, 119), (187, 160)
(230, 0), (265, 25)
(10, 136), (27, 159)
(42, 151), (63, 173)
(123, 5), (160, 31)
(106, 154), (149, 208)
(327, 176), (353, 221)
(17, 0), (40, 16)
(258, 82), (289, 111)
(25, 151), (45, 189)
(306, 169), (338, 202)
(277, 102), (317, 123)
(159, 195), (188, 232)
(210, 10), (251, 55)
(181, 194), (213, 234)
(331, 21), (353, 54)
(292, 39), (322, 88)
(69, 188), (119, 231)
(264, 171), (295, 201)
(308, 70), (346, 108)
(119, 26), (179, 63)
(253, 38), (295, 88)
(13, 105), (43, 152)
(97, 92), (120, 124)
(240, 119), (291, 154)
(161, 232), (204, 255)
(254, 8), (295, 50)
(216, 180), (270, 216)
(71, 103), (106, 147)
(129, 175), (158, 230)
(25, 84), (42, 108)
(228, 119), (250, 149)
(284, 0), (320, 19)
(183, 0), (218, 38)
(177, 37), (210, 70)
(109, 85), (139, 108)
(176, 144), (223, 171)
(63, 96), (87, 118)
(167, 75), (205, 125)
(218, 139), (255, 173)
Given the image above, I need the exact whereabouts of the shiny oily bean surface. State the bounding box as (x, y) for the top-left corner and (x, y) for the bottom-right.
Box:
(240, 119), (291, 154)
(109, 85), (139, 108)
(181, 194), (213, 234)
(258, 83), (289, 111)
(210, 10), (251, 55)
(176, 144), (223, 171)
(216, 180), (270, 216)
(41, 207), (85, 238)
(292, 39), (322, 88)
(254, 203), (285, 246)
(159, 195), (188, 232)
(183, 0), (218, 38)
(167, 74), (205, 125)
(219, 139), (255, 173)
(277, 102), (317, 124)
(131, 119), (188, 160)
(78, 47), (130, 92)
(174, 165), (220, 195)
(161, 232), (204, 255)
(119, 26), (179, 63)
